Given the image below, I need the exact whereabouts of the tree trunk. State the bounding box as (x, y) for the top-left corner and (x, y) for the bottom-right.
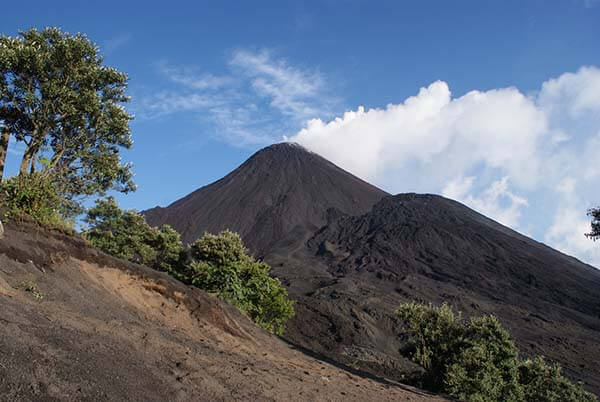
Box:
(49, 148), (64, 169)
(19, 136), (45, 176)
(0, 126), (10, 182)
(19, 147), (33, 176)
(29, 146), (40, 174)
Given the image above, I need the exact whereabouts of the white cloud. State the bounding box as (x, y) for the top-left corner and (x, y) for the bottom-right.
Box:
(207, 105), (279, 145)
(103, 34), (132, 54)
(136, 50), (337, 146)
(289, 66), (600, 267)
(291, 80), (546, 190)
(157, 62), (233, 90)
(443, 177), (528, 228)
(229, 49), (336, 120)
(582, 0), (599, 8)
(546, 205), (600, 267)
(137, 91), (219, 117)
(539, 66), (600, 117)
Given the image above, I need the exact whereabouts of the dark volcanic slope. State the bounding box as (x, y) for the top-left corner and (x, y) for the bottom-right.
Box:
(144, 142), (387, 255)
(268, 194), (600, 395)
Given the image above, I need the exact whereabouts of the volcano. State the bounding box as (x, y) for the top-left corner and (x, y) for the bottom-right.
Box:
(144, 143), (387, 255)
(144, 142), (600, 395)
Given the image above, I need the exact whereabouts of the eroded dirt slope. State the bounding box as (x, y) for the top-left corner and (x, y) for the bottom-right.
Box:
(0, 220), (442, 401)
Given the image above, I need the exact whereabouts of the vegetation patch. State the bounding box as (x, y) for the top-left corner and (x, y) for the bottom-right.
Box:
(14, 280), (45, 300)
(0, 27), (135, 231)
(183, 231), (295, 335)
(587, 207), (600, 241)
(84, 199), (295, 335)
(397, 302), (596, 401)
(84, 196), (185, 273)
(0, 172), (78, 232)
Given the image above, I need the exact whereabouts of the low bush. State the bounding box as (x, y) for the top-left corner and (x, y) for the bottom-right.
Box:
(15, 280), (45, 300)
(84, 197), (185, 273)
(84, 201), (295, 335)
(0, 172), (78, 231)
(519, 357), (596, 402)
(396, 302), (596, 401)
(184, 231), (295, 335)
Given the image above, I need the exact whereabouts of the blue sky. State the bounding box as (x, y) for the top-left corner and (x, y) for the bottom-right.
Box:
(2, 0), (600, 266)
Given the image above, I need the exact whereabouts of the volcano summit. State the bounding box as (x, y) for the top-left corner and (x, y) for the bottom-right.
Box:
(144, 143), (387, 255)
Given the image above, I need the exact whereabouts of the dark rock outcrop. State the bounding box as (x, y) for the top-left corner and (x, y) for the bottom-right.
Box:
(271, 194), (600, 394)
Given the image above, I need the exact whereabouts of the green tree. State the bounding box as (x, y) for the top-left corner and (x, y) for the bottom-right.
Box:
(519, 357), (596, 402)
(185, 231), (295, 335)
(84, 203), (295, 335)
(0, 27), (134, 197)
(396, 302), (596, 401)
(586, 207), (600, 241)
(396, 302), (464, 390)
(84, 197), (184, 272)
(444, 315), (522, 401)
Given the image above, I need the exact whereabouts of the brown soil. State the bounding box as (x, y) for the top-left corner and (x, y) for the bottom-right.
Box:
(0, 220), (444, 401)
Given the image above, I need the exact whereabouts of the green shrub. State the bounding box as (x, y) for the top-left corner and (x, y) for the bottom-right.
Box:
(84, 201), (295, 335)
(184, 231), (295, 335)
(15, 280), (45, 300)
(0, 172), (78, 230)
(396, 302), (596, 401)
(84, 197), (185, 273)
(396, 302), (464, 390)
(519, 357), (596, 402)
(444, 315), (522, 401)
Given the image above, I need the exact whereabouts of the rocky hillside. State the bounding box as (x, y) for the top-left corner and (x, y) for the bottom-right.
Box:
(270, 194), (600, 394)
(0, 220), (443, 401)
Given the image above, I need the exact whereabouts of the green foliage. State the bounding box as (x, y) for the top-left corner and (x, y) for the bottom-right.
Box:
(184, 231), (295, 335)
(84, 197), (184, 272)
(586, 207), (600, 241)
(15, 280), (45, 300)
(84, 202), (295, 335)
(396, 302), (464, 389)
(189, 230), (250, 266)
(519, 357), (597, 402)
(0, 27), (134, 197)
(444, 315), (522, 401)
(396, 302), (596, 401)
(0, 171), (78, 230)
